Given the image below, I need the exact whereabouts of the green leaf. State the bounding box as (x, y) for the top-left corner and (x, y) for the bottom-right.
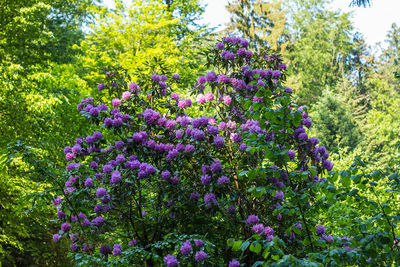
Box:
(250, 242), (262, 253)
(232, 240), (243, 251)
(239, 240), (250, 251)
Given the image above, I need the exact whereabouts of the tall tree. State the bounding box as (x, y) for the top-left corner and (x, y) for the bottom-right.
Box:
(310, 88), (361, 154)
(0, 0), (97, 264)
(226, 0), (288, 51)
(79, 0), (208, 91)
(350, 0), (371, 7)
(284, 0), (354, 106)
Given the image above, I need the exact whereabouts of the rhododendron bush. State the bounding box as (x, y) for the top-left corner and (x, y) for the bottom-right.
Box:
(51, 37), (399, 266)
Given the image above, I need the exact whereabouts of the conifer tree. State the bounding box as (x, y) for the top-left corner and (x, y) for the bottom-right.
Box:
(225, 0), (287, 52)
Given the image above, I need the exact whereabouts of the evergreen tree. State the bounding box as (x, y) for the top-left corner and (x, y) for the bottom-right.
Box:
(310, 88), (361, 154)
(225, 0), (288, 51)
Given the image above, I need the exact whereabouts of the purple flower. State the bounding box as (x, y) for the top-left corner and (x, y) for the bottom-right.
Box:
(90, 161), (98, 169)
(171, 93), (179, 100)
(83, 244), (93, 253)
(210, 159), (222, 173)
(196, 94), (206, 104)
(214, 135), (225, 147)
(113, 244), (122, 256)
(317, 146), (326, 155)
(92, 216), (105, 227)
(53, 234), (61, 242)
(185, 144), (194, 152)
(246, 215), (259, 224)
(110, 170), (121, 184)
(52, 196), (62, 206)
(172, 74), (180, 81)
(151, 74), (161, 82)
(205, 92), (214, 102)
(162, 170), (171, 180)
(112, 98), (122, 107)
(310, 137), (319, 146)
(166, 120), (176, 129)
(164, 254), (178, 267)
(218, 74), (230, 83)
(81, 219), (90, 227)
(84, 178), (93, 187)
(94, 204), (102, 213)
(321, 234), (334, 243)
(303, 117), (312, 128)
(204, 193), (216, 204)
(240, 38), (249, 47)
(100, 244), (111, 255)
(287, 150), (296, 160)
(298, 132), (308, 141)
(166, 149), (179, 161)
(275, 190), (284, 200)
(190, 191), (200, 200)
(70, 243), (77, 251)
(97, 83), (105, 91)
(96, 187), (107, 198)
(198, 76), (206, 84)
(223, 95), (232, 105)
(216, 42), (225, 50)
(129, 82), (140, 93)
(322, 160), (333, 171)
(227, 205), (236, 214)
(208, 125), (218, 135)
(201, 174), (212, 185)
(122, 91), (131, 100)
(266, 234), (274, 242)
(205, 71), (218, 82)
(180, 240), (192, 255)
(264, 226), (274, 236)
(271, 70), (281, 79)
(103, 164), (113, 173)
(194, 239), (204, 247)
(116, 154), (126, 164)
(252, 224), (264, 234)
(195, 251), (207, 261)
(192, 129), (205, 141)
(232, 133), (242, 143)
(316, 225), (326, 235)
(128, 239), (138, 246)
(221, 50), (235, 60)
(217, 176), (230, 185)
(170, 176), (179, 184)
(61, 223), (71, 232)
(70, 233), (79, 242)
(229, 259), (240, 267)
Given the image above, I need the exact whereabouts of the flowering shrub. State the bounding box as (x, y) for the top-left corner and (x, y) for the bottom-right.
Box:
(51, 37), (399, 266)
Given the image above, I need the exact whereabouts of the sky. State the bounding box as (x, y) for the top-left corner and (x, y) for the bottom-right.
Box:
(103, 0), (400, 49)
(199, 0), (400, 48)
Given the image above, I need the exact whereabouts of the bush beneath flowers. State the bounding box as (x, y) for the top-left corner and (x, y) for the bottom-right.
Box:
(51, 37), (399, 266)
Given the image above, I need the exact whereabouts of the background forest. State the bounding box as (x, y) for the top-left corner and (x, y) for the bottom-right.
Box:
(0, 0), (399, 265)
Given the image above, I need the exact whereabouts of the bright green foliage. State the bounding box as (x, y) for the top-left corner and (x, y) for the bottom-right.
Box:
(0, 0), (96, 263)
(0, 0), (97, 66)
(320, 158), (400, 264)
(79, 0), (207, 92)
(352, 24), (400, 171)
(284, 0), (354, 106)
(226, 0), (288, 52)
